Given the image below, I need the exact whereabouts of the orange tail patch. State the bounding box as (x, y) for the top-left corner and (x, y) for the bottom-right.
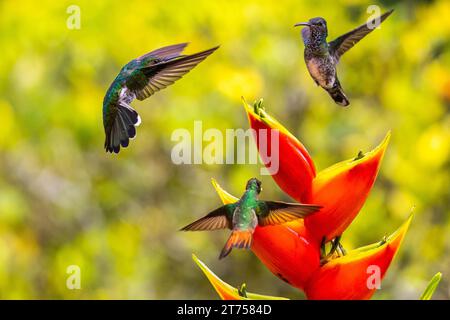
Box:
(219, 230), (253, 259)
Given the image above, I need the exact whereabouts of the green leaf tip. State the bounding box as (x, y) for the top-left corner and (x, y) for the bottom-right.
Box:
(420, 272), (442, 300)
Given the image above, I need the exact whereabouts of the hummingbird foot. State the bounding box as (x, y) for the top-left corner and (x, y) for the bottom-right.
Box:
(337, 241), (347, 256)
(319, 235), (347, 266)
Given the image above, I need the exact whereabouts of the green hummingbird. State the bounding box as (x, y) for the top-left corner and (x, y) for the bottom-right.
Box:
(103, 43), (219, 153)
(294, 9), (393, 106)
(181, 178), (322, 259)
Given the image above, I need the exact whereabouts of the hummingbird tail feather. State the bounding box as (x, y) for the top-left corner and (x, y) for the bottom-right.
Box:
(219, 230), (253, 259)
(327, 82), (349, 107)
(104, 103), (141, 153)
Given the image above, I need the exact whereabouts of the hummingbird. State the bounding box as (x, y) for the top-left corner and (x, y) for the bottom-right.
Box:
(103, 43), (219, 153)
(294, 9), (393, 106)
(180, 178), (322, 259)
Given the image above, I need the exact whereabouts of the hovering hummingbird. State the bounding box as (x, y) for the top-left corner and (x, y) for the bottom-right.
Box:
(103, 43), (219, 153)
(180, 178), (322, 259)
(294, 9), (393, 106)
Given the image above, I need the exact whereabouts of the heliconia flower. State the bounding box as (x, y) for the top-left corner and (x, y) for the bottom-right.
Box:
(304, 215), (413, 300)
(211, 178), (412, 298)
(243, 97), (390, 241)
(211, 179), (320, 289)
(197, 99), (410, 299)
(192, 254), (289, 300)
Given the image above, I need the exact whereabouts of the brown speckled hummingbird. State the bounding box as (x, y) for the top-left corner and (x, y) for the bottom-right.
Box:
(103, 43), (219, 153)
(180, 178), (322, 259)
(294, 9), (393, 106)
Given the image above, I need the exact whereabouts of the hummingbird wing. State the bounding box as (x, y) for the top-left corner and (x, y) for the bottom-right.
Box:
(128, 46), (219, 101)
(180, 203), (235, 231)
(256, 201), (322, 226)
(328, 9), (393, 60)
(136, 43), (189, 63)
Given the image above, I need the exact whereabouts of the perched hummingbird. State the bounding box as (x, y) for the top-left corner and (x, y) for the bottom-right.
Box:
(103, 43), (219, 153)
(294, 9), (393, 106)
(181, 178), (322, 259)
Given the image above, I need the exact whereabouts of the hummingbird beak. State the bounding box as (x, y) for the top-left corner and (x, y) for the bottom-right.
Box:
(294, 22), (310, 27)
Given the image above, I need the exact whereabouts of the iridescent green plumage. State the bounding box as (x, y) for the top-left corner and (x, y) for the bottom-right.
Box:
(181, 178), (322, 259)
(102, 43), (219, 153)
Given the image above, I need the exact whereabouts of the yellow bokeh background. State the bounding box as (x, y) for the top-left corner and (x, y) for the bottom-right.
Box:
(0, 0), (448, 299)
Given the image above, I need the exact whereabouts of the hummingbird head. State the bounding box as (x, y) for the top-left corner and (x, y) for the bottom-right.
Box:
(294, 17), (328, 42)
(246, 178), (262, 194)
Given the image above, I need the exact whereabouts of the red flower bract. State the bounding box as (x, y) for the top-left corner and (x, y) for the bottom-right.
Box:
(243, 98), (389, 242)
(205, 98), (411, 299)
(304, 216), (412, 300)
(305, 134), (390, 241)
(247, 99), (316, 201)
(213, 178), (412, 300)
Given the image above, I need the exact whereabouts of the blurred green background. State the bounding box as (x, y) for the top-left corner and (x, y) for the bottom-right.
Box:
(0, 0), (448, 299)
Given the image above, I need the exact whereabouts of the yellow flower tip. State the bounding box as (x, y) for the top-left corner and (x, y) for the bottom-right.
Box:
(192, 254), (289, 300)
(192, 253), (240, 300)
(210, 178), (238, 204)
(375, 130), (391, 156)
(316, 131), (391, 181)
(386, 212), (413, 250)
(241, 95), (253, 114)
(210, 177), (219, 188)
(368, 212), (412, 253)
(356, 130), (391, 164)
(192, 253), (208, 275)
